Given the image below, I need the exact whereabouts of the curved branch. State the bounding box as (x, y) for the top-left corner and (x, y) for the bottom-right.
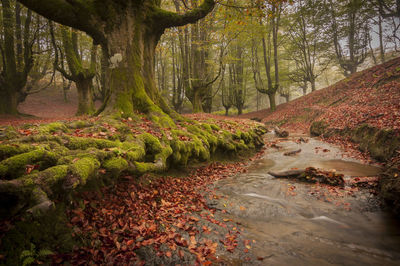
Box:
(17, 0), (106, 45)
(154, 0), (215, 28)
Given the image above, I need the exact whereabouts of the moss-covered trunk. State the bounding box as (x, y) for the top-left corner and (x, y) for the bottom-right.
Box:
(76, 78), (95, 116)
(102, 15), (169, 121)
(0, 89), (19, 115)
(192, 90), (204, 113)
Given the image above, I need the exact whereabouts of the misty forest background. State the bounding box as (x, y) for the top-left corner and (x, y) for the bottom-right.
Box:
(0, 0), (399, 118)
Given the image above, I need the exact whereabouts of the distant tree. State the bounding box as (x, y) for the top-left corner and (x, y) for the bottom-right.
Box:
(325, 0), (370, 76)
(376, 0), (400, 18)
(0, 0), (35, 114)
(51, 25), (97, 115)
(220, 66), (234, 115)
(251, 1), (284, 111)
(284, 0), (330, 92)
(228, 43), (247, 115)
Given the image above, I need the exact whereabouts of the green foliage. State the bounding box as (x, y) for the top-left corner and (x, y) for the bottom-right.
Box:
(1, 205), (74, 266)
(20, 243), (53, 266)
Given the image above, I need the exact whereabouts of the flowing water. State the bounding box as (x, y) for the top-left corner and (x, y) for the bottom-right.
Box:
(213, 133), (400, 265)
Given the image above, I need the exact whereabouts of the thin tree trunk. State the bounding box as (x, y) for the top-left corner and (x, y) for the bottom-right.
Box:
(268, 93), (276, 112)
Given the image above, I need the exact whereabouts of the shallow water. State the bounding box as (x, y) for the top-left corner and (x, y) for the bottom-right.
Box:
(213, 133), (400, 265)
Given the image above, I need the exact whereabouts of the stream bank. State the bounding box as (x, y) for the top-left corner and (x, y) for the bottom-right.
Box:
(0, 114), (266, 265)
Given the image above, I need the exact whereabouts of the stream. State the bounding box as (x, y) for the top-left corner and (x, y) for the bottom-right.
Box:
(213, 133), (400, 265)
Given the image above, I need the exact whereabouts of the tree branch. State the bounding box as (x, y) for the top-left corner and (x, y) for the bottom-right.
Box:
(153, 0), (215, 28)
(17, 0), (106, 45)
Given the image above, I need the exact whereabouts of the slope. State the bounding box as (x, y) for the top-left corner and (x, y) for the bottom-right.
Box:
(241, 56), (400, 215)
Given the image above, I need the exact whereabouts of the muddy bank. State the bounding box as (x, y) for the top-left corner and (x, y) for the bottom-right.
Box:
(310, 121), (400, 215)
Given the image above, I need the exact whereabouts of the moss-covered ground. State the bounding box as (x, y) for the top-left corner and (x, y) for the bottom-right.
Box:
(0, 113), (266, 265)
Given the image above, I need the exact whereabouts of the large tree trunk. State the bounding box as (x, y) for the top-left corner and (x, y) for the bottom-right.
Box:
(192, 90), (204, 113)
(102, 15), (176, 121)
(0, 0), (33, 115)
(18, 0), (215, 119)
(0, 88), (19, 115)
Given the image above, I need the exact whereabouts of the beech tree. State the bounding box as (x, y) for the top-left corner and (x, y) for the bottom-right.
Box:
(0, 0), (34, 114)
(18, 0), (215, 120)
(326, 0), (370, 76)
(51, 25), (97, 115)
(251, 1), (283, 112)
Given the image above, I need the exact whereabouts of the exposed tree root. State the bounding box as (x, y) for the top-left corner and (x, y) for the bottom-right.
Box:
(0, 115), (267, 219)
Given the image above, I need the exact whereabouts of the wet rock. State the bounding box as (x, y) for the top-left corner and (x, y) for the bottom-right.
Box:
(250, 117), (262, 122)
(274, 127), (289, 138)
(283, 149), (302, 156)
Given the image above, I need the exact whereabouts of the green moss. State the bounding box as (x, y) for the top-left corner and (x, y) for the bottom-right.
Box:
(140, 133), (162, 157)
(0, 126), (19, 140)
(310, 121), (329, 136)
(68, 120), (92, 129)
(68, 157), (100, 188)
(0, 144), (34, 160)
(116, 91), (135, 118)
(201, 123), (213, 133)
(0, 204), (75, 266)
(38, 122), (67, 134)
(103, 157), (129, 177)
(155, 144), (173, 162)
(0, 150), (58, 180)
(133, 161), (158, 175)
(121, 141), (146, 162)
(210, 124), (220, 131)
(65, 136), (118, 150)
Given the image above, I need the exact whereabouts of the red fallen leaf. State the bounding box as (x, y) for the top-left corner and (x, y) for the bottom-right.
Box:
(142, 239), (155, 246)
(25, 164), (39, 174)
(189, 236), (197, 249)
(70, 216), (81, 223)
(244, 248), (249, 253)
(127, 240), (134, 246)
(178, 249), (185, 258)
(203, 261), (212, 266)
(165, 251), (172, 258)
(99, 227), (107, 235)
